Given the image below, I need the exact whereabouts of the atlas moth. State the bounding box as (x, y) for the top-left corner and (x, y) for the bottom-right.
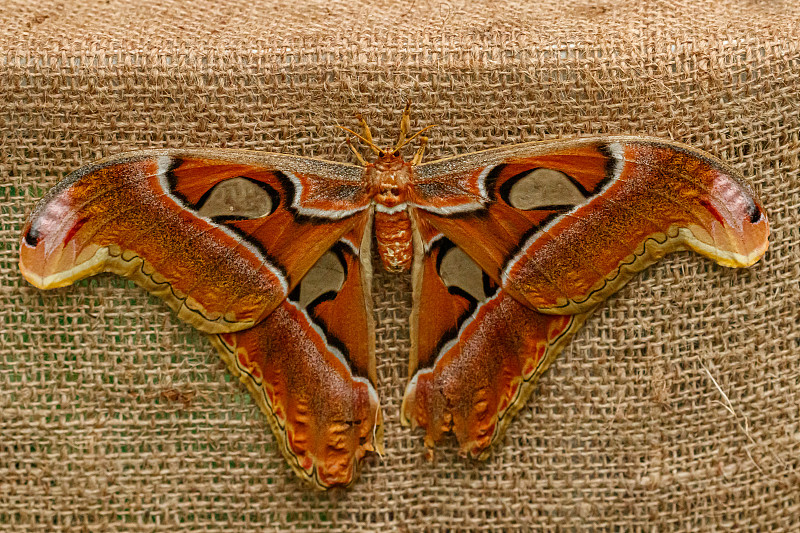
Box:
(19, 105), (769, 489)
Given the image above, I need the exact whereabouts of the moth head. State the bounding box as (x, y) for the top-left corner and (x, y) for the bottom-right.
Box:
(364, 153), (412, 206)
(373, 151), (407, 171)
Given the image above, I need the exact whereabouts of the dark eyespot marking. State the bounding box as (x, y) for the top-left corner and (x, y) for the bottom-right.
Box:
(747, 197), (762, 223)
(24, 225), (41, 247)
(196, 177), (279, 220)
(500, 168), (587, 210)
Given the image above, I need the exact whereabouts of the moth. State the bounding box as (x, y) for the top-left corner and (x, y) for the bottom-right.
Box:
(18, 106), (769, 489)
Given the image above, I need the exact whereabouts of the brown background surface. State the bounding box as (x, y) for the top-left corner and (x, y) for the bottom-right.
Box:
(1, 0), (798, 530)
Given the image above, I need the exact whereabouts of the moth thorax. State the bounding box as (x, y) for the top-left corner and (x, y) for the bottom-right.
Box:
(374, 209), (413, 272)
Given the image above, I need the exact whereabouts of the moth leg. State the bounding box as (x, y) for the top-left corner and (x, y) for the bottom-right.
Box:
(356, 113), (376, 149)
(346, 138), (368, 166)
(411, 136), (429, 166)
(394, 101), (412, 150)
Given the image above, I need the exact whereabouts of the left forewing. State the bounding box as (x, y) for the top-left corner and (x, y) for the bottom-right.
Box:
(19, 149), (369, 333)
(410, 137), (769, 315)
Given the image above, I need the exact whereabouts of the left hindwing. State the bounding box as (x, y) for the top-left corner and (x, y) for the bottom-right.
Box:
(401, 226), (589, 458)
(409, 137), (769, 315)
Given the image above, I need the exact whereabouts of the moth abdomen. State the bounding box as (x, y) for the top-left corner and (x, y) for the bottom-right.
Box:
(374, 208), (413, 272)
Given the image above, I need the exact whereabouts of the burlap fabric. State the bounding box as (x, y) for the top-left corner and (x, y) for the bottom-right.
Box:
(1, 0), (798, 530)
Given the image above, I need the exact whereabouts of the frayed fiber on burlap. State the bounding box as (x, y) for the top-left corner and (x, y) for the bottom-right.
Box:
(1, 0), (798, 530)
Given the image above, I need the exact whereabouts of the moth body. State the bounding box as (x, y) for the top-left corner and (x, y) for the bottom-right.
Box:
(366, 152), (415, 272)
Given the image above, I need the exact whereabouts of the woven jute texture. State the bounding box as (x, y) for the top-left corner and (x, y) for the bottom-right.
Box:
(1, 0), (799, 530)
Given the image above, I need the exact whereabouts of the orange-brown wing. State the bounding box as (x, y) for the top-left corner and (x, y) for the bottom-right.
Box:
(210, 221), (382, 489)
(409, 137), (769, 314)
(19, 149), (370, 333)
(19, 149), (381, 489)
(403, 136), (769, 457)
(401, 229), (588, 457)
